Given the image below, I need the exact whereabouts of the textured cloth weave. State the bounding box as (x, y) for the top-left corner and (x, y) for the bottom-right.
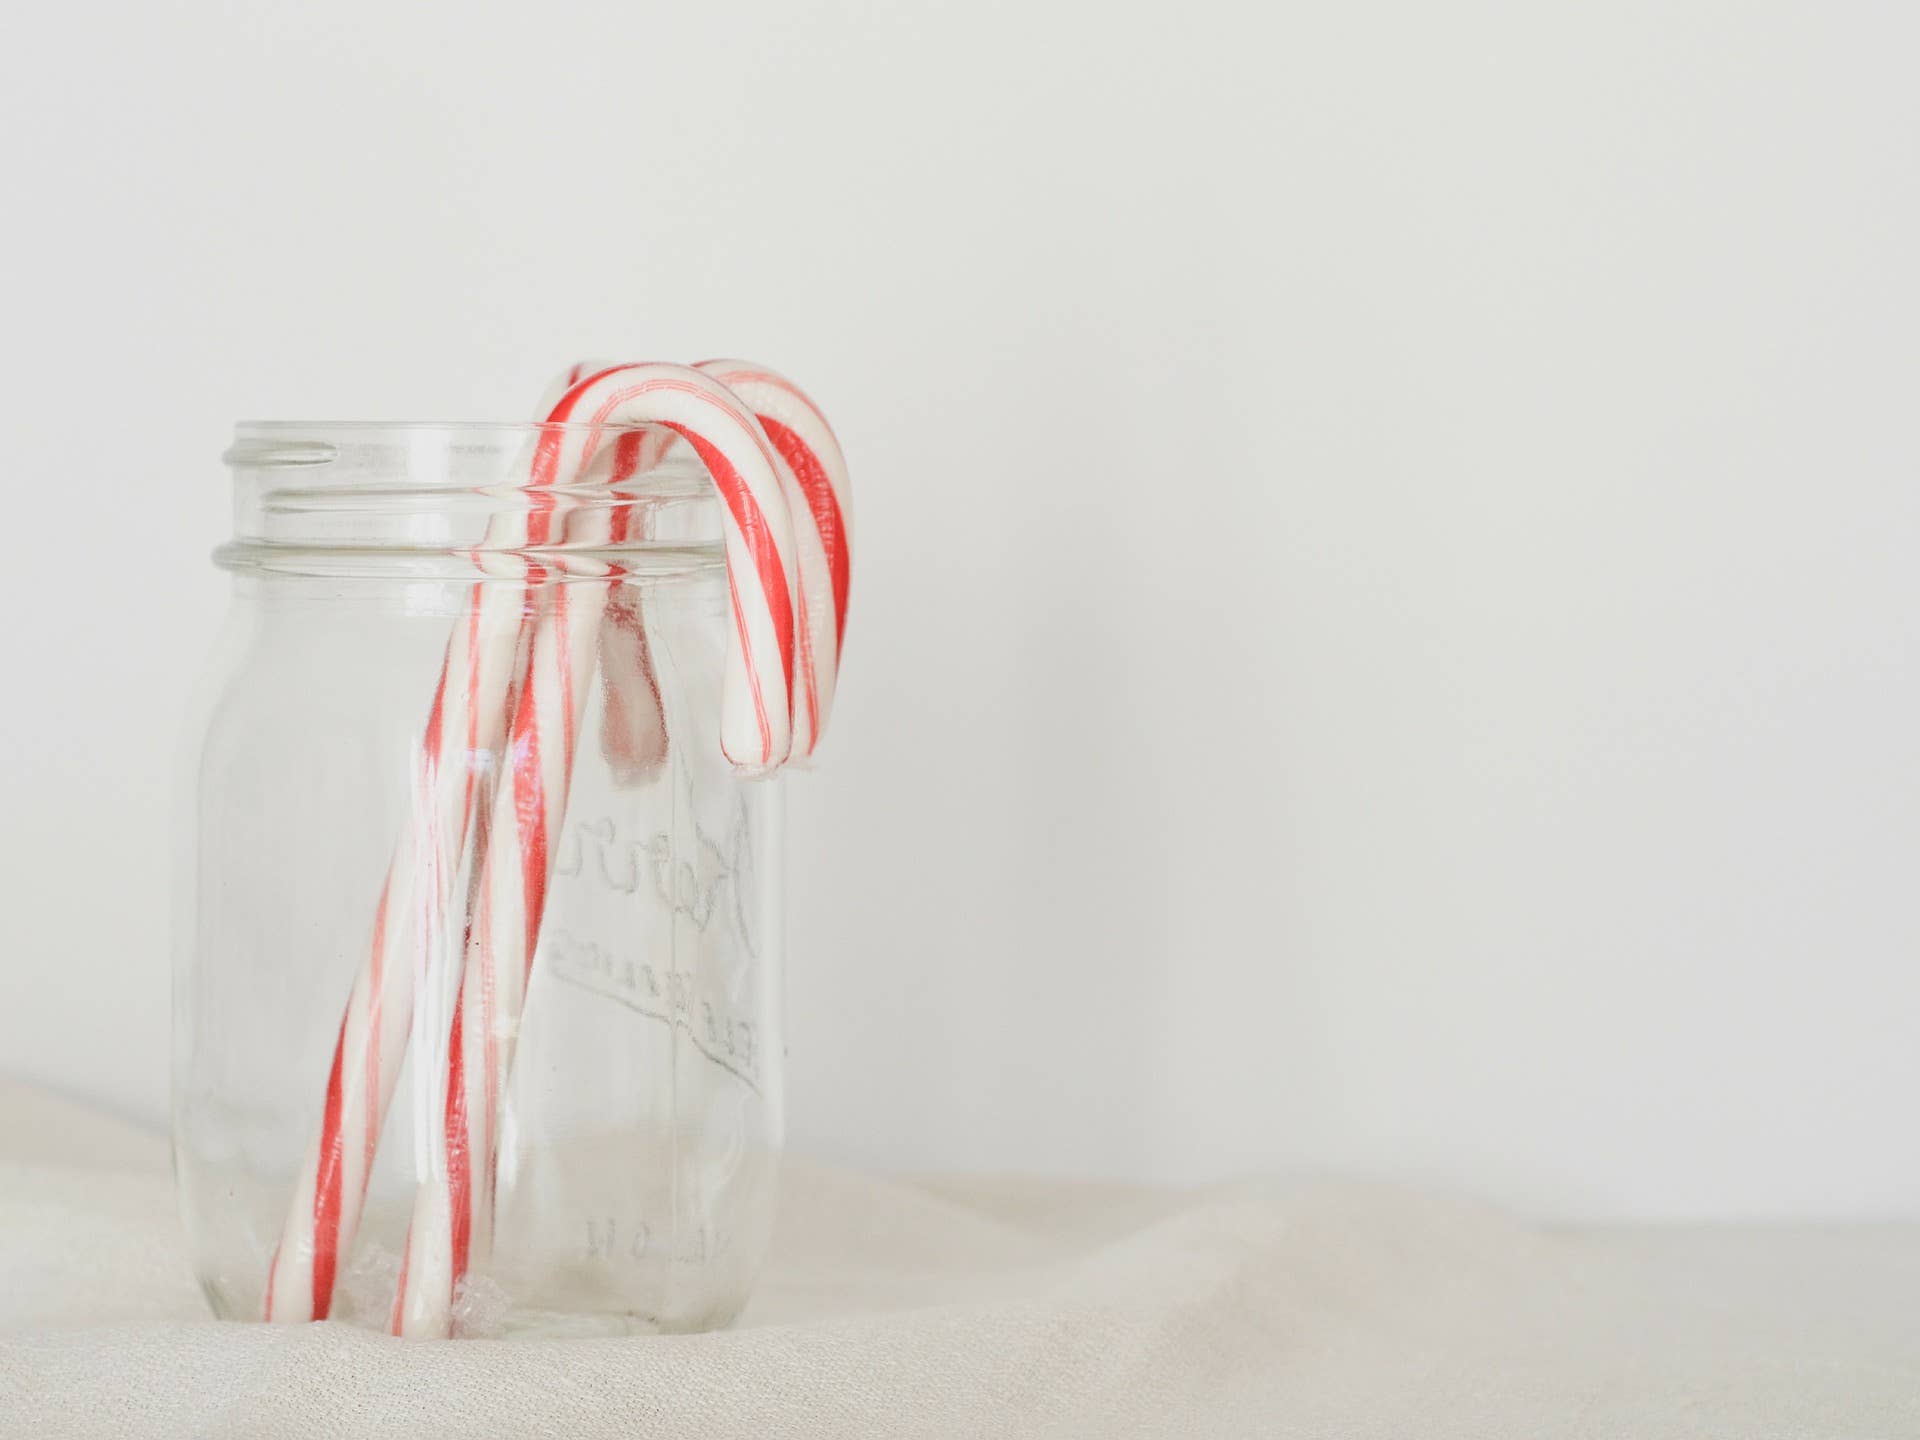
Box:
(1, 1083), (1914, 1437)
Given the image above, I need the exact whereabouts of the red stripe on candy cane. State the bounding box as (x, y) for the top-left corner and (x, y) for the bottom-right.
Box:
(511, 660), (548, 965)
(445, 1000), (471, 1281)
(607, 431), (647, 545)
(675, 424), (794, 754)
(725, 563), (772, 761)
(693, 359), (852, 761)
(759, 415), (852, 659)
(311, 1018), (347, 1317)
(475, 847), (498, 1234)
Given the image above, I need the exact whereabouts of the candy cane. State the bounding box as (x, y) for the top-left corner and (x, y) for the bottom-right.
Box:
(261, 526), (539, 1322)
(426, 362), (850, 1332)
(391, 362), (811, 1336)
(262, 365), (647, 1323)
(388, 564), (607, 1336)
(388, 424), (671, 1336)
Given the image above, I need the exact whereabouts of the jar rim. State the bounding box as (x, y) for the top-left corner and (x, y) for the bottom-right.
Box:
(234, 419), (668, 433)
(221, 422), (725, 574)
(226, 420), (683, 470)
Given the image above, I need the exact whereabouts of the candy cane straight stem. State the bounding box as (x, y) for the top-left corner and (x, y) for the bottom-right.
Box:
(391, 363), (804, 1336)
(262, 578), (529, 1321)
(391, 434), (672, 1333)
(391, 567), (610, 1336)
(263, 380), (606, 1322)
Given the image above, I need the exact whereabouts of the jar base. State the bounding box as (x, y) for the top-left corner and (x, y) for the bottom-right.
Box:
(494, 1303), (742, 1340)
(200, 1283), (745, 1341)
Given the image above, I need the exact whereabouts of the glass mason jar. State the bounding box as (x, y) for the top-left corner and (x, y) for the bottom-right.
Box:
(174, 423), (783, 1338)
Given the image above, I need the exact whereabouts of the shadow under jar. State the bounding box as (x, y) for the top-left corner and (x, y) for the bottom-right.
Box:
(174, 423), (784, 1339)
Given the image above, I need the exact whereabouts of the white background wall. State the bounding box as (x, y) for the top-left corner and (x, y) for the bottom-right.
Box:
(2, 1), (1914, 1221)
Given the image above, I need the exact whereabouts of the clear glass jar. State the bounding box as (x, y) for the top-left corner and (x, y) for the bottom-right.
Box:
(174, 423), (783, 1338)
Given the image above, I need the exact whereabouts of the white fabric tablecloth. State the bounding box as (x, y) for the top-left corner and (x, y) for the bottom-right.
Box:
(1, 1081), (1914, 1438)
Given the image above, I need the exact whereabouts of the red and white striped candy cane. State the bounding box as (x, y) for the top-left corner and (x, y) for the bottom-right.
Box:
(694, 359), (853, 759)
(263, 363), (646, 1323)
(390, 362), (807, 1336)
(398, 361), (853, 1335)
(261, 526), (542, 1322)
(389, 416), (671, 1335)
(388, 564), (607, 1335)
